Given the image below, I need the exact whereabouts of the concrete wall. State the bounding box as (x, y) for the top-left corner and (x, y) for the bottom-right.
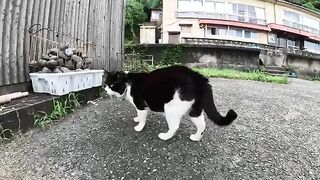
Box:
(259, 49), (285, 67)
(128, 44), (320, 75)
(287, 55), (320, 75)
(134, 45), (260, 70)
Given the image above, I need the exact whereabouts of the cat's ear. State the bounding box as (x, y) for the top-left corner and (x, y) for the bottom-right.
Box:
(117, 71), (127, 80)
(104, 70), (112, 79)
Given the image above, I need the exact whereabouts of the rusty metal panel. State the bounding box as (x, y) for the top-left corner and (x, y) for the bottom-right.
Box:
(0, 0), (125, 87)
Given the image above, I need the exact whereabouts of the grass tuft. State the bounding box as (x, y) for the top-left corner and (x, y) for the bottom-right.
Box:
(193, 68), (288, 84)
(34, 92), (81, 129)
(0, 123), (13, 144)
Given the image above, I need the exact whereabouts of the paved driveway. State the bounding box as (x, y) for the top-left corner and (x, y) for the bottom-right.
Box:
(1, 78), (320, 179)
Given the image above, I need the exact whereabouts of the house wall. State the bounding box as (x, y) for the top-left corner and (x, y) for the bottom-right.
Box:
(162, 0), (320, 45)
(0, 0), (125, 95)
(140, 26), (156, 44)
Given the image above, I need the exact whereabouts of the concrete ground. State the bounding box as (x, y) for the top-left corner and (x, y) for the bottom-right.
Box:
(0, 78), (320, 179)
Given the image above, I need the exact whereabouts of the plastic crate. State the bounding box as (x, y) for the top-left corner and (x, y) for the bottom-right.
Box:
(29, 70), (104, 96)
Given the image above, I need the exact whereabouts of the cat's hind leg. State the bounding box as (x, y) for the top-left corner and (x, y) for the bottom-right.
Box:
(189, 112), (206, 141)
(189, 103), (206, 141)
(158, 92), (194, 141)
(158, 112), (183, 140)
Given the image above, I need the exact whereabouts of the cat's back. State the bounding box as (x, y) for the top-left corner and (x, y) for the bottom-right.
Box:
(146, 65), (208, 84)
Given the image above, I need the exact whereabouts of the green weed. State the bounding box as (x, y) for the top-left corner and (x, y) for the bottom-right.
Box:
(193, 68), (288, 84)
(0, 123), (13, 144)
(34, 92), (81, 129)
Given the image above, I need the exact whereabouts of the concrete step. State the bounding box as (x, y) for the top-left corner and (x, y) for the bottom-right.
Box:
(264, 69), (288, 74)
(265, 66), (287, 71)
(0, 87), (100, 137)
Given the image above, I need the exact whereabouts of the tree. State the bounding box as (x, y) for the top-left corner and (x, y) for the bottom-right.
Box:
(285, 0), (320, 12)
(125, 0), (147, 43)
(141, 0), (162, 19)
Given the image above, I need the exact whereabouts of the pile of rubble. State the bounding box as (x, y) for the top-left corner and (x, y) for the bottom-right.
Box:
(30, 44), (93, 73)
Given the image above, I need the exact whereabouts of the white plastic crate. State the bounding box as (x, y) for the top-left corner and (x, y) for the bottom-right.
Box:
(29, 70), (104, 96)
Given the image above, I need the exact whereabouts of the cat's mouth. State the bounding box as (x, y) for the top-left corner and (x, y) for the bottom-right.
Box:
(104, 85), (127, 100)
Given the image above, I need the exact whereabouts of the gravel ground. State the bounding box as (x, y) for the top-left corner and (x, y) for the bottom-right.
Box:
(0, 78), (320, 179)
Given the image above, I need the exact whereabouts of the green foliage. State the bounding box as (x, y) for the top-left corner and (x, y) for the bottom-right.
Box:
(0, 123), (13, 144)
(125, 44), (148, 55)
(124, 60), (152, 72)
(99, 86), (108, 98)
(34, 93), (81, 129)
(311, 74), (320, 81)
(141, 0), (161, 9)
(194, 68), (288, 84)
(125, 0), (162, 43)
(159, 46), (182, 65)
(285, 0), (320, 12)
(125, 0), (147, 43)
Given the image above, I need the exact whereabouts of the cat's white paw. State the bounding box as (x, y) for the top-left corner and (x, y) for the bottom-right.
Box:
(133, 117), (140, 122)
(190, 134), (202, 142)
(134, 124), (145, 132)
(158, 133), (171, 140)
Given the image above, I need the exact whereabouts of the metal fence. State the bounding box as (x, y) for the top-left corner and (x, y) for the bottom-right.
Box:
(0, 0), (125, 87)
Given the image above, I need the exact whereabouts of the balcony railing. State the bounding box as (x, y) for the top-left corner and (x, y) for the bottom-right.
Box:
(176, 11), (266, 25)
(283, 19), (320, 35)
(181, 37), (320, 57)
(181, 37), (276, 49)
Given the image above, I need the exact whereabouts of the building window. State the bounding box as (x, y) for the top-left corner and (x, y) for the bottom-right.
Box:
(268, 33), (277, 44)
(204, 0), (215, 12)
(193, 0), (203, 11)
(287, 37), (300, 49)
(209, 28), (217, 35)
(244, 30), (251, 38)
(180, 25), (192, 33)
(283, 10), (320, 35)
(304, 40), (320, 53)
(228, 28), (242, 37)
(302, 17), (317, 28)
(227, 3), (265, 24)
(203, 0), (225, 13)
(218, 27), (227, 35)
(215, 2), (225, 13)
(178, 0), (203, 11)
(178, 0), (192, 11)
(207, 26), (256, 39)
(284, 10), (300, 23)
(168, 32), (180, 44)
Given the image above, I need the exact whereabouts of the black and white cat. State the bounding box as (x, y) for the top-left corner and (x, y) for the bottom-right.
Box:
(104, 65), (237, 141)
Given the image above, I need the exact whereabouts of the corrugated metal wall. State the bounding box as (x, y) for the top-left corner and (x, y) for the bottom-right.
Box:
(0, 0), (125, 87)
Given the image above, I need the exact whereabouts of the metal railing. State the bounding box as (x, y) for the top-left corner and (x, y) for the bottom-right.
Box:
(176, 11), (266, 25)
(283, 20), (320, 35)
(181, 37), (320, 58)
(181, 37), (276, 50)
(122, 53), (154, 71)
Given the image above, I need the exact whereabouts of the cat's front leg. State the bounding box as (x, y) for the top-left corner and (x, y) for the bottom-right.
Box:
(134, 109), (148, 132)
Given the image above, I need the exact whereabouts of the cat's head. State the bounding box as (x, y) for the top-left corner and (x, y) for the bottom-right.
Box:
(104, 71), (127, 98)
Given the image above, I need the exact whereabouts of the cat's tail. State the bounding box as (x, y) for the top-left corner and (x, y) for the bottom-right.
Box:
(202, 84), (237, 126)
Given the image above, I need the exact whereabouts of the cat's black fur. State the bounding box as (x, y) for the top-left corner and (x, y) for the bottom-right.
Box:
(105, 65), (237, 126)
